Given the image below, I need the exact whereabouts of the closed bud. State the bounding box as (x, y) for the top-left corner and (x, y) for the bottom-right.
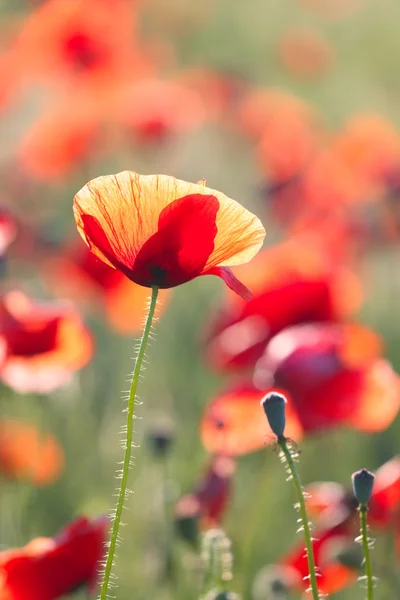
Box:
(352, 469), (375, 505)
(261, 392), (287, 438)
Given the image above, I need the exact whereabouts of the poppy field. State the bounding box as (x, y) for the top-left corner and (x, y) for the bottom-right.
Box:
(1, 0), (400, 599)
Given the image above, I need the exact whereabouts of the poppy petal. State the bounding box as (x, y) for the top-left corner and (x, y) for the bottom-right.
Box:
(203, 266), (252, 300)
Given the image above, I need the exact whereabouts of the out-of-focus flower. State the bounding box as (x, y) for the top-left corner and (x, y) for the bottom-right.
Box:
(306, 456), (400, 532)
(200, 384), (302, 456)
(280, 522), (359, 596)
(277, 27), (335, 79)
(73, 171), (265, 298)
(10, 0), (144, 90)
(0, 516), (108, 600)
(18, 97), (102, 182)
(0, 419), (64, 485)
(255, 322), (399, 433)
(237, 88), (320, 144)
(46, 243), (170, 335)
(0, 210), (16, 256)
(120, 78), (205, 144)
(205, 238), (362, 371)
(176, 456), (235, 530)
(0, 291), (93, 393)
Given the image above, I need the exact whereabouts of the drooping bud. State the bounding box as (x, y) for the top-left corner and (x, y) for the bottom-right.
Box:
(261, 392), (287, 438)
(352, 469), (375, 505)
(203, 590), (241, 600)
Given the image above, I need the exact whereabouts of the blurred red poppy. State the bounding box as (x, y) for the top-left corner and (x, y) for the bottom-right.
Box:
(0, 515), (108, 600)
(255, 322), (400, 433)
(278, 27), (335, 79)
(18, 97), (102, 182)
(46, 243), (170, 335)
(73, 171), (265, 299)
(205, 238), (362, 371)
(120, 78), (205, 144)
(200, 383), (303, 456)
(306, 457), (400, 542)
(0, 419), (64, 485)
(281, 521), (359, 596)
(0, 291), (93, 393)
(0, 210), (16, 256)
(11, 0), (142, 89)
(176, 456), (236, 528)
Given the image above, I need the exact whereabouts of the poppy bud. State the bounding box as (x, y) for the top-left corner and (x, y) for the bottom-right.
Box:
(352, 469), (375, 505)
(261, 392), (287, 438)
(174, 494), (200, 547)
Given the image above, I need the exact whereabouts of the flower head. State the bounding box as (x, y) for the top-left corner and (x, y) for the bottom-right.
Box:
(0, 516), (108, 600)
(73, 171), (265, 298)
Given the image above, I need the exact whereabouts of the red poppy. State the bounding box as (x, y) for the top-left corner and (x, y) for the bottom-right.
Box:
(0, 210), (16, 256)
(0, 419), (64, 485)
(277, 27), (335, 79)
(120, 78), (205, 144)
(176, 456), (235, 528)
(18, 97), (102, 182)
(237, 88), (319, 143)
(46, 243), (170, 334)
(205, 238), (362, 371)
(280, 521), (358, 595)
(0, 291), (93, 393)
(305, 457), (400, 535)
(73, 171), (265, 299)
(255, 322), (400, 433)
(0, 515), (108, 600)
(200, 383), (303, 456)
(11, 0), (142, 88)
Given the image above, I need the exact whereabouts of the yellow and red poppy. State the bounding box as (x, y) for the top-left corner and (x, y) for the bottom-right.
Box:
(0, 291), (93, 393)
(73, 171), (265, 298)
(0, 516), (108, 600)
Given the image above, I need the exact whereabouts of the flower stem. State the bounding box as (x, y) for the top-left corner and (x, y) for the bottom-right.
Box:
(278, 436), (320, 600)
(359, 504), (374, 600)
(99, 286), (159, 600)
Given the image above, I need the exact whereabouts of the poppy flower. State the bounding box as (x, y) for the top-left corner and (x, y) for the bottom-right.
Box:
(255, 322), (400, 433)
(305, 457), (400, 548)
(73, 171), (265, 299)
(19, 97), (102, 182)
(0, 291), (93, 393)
(0, 515), (108, 600)
(280, 521), (359, 595)
(176, 456), (236, 528)
(200, 383), (303, 456)
(121, 78), (205, 144)
(0, 419), (64, 485)
(277, 27), (335, 79)
(204, 238), (362, 371)
(46, 243), (170, 335)
(11, 0), (141, 88)
(0, 210), (16, 256)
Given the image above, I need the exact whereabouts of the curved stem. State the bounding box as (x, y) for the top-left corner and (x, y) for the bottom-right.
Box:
(99, 286), (159, 600)
(278, 437), (320, 600)
(359, 505), (374, 600)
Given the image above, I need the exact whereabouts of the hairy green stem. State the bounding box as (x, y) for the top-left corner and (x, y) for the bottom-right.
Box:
(359, 504), (374, 600)
(99, 286), (159, 600)
(278, 437), (320, 600)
